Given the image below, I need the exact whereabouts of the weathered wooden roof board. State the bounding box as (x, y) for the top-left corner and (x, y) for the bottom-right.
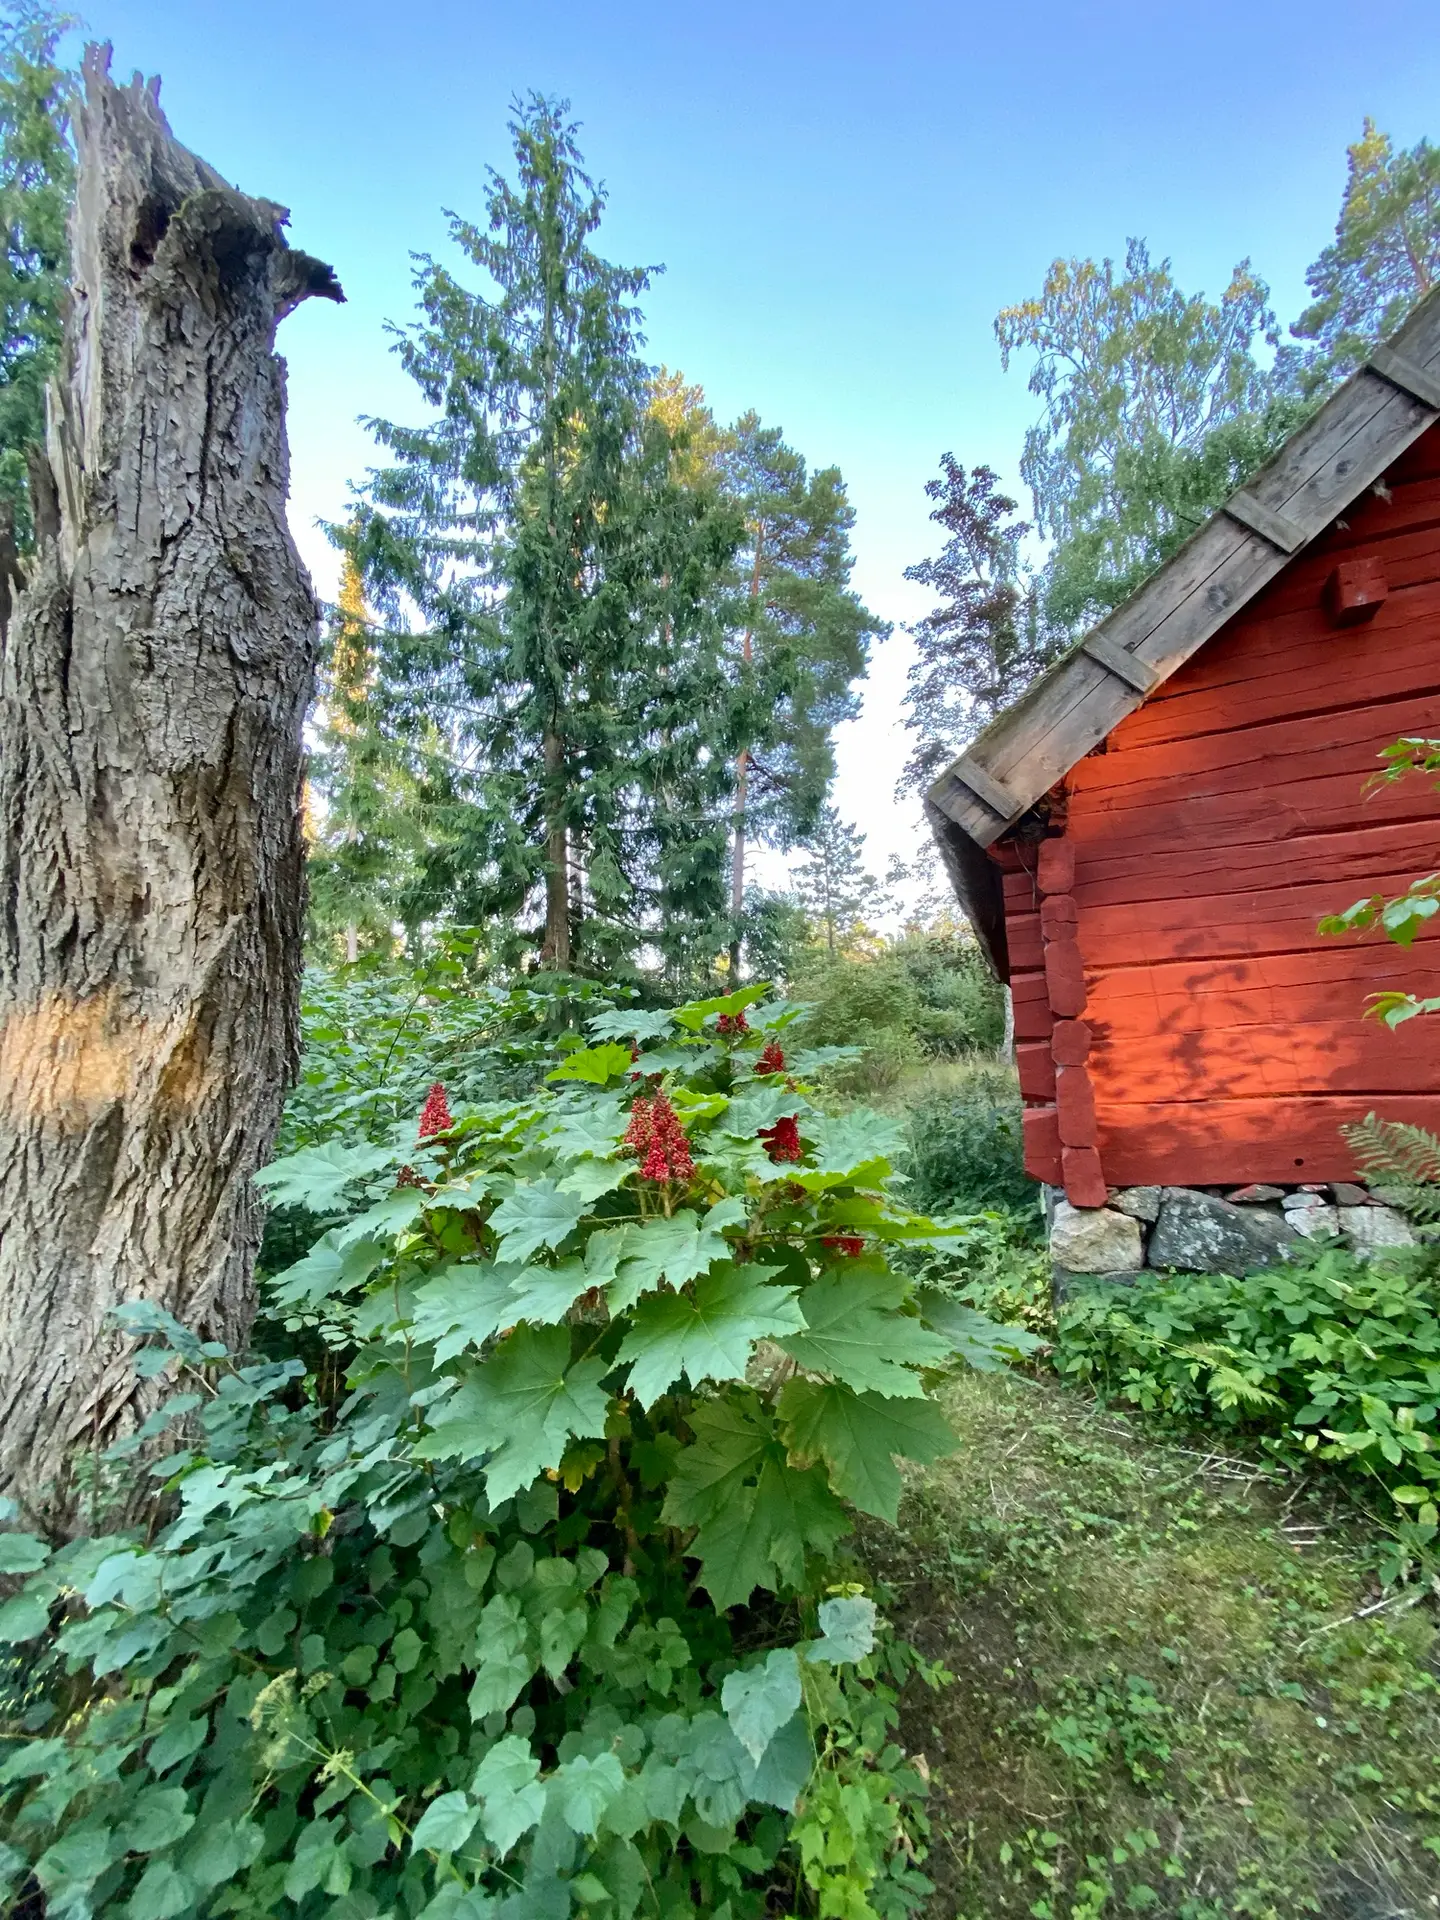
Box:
(926, 286), (1440, 858)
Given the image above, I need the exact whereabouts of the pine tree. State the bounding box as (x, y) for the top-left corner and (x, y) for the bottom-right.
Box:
(307, 550), (421, 960)
(898, 456), (1048, 794)
(792, 804), (881, 958)
(1290, 119), (1440, 389)
(0, 2), (74, 553)
(349, 96), (738, 971)
(720, 415), (885, 974)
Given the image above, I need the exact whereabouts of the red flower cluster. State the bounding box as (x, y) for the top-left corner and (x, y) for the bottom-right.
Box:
(623, 1091), (695, 1182)
(396, 1165), (424, 1189)
(822, 1235), (865, 1257)
(717, 1011), (749, 1036)
(756, 1039), (785, 1075)
(418, 1081), (452, 1137)
(759, 1115), (802, 1164)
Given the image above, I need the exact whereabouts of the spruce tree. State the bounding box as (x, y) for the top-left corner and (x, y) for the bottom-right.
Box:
(792, 804), (880, 957)
(349, 96), (737, 971)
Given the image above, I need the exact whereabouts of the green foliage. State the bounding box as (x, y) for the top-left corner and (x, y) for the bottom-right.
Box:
(887, 1369), (1440, 1919)
(0, 1), (74, 543)
(0, 985), (1028, 1916)
(1052, 1245), (1440, 1583)
(1339, 1113), (1440, 1224)
(789, 953), (920, 1096)
(721, 414), (886, 959)
(995, 238), (1283, 635)
(899, 1065), (1036, 1220)
(886, 932), (1006, 1057)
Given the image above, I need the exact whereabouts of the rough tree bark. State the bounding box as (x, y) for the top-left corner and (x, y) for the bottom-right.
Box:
(0, 48), (341, 1528)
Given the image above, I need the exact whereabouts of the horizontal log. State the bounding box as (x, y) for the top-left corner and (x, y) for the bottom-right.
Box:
(1095, 1094), (1440, 1187)
(1051, 1018), (1092, 1065)
(1012, 969), (1053, 1041)
(1037, 839), (1075, 894)
(1075, 871), (1440, 967)
(1068, 819), (1440, 911)
(1114, 591), (1440, 752)
(1040, 894), (1079, 938)
(1009, 915), (1044, 972)
(1069, 689), (1440, 810)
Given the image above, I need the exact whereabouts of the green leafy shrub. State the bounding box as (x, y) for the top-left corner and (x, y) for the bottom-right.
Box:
(887, 933), (1006, 1058)
(1053, 1244), (1440, 1582)
(789, 955), (923, 1096)
(900, 1065), (1036, 1222)
(0, 984), (1029, 1918)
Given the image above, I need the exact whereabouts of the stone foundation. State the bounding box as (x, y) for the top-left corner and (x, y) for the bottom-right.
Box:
(1047, 1181), (1415, 1291)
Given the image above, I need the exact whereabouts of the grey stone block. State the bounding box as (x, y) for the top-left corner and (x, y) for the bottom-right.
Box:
(1147, 1188), (1299, 1274)
(1111, 1185), (1161, 1223)
(1050, 1201), (1144, 1275)
(1289, 1204), (1341, 1239)
(1341, 1205), (1416, 1254)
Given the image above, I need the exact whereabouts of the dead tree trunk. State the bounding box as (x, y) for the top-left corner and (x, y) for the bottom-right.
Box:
(0, 48), (341, 1528)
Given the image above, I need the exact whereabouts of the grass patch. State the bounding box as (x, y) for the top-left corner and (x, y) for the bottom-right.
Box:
(865, 1368), (1440, 1920)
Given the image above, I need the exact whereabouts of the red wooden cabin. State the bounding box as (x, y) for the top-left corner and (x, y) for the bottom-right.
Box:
(928, 298), (1440, 1210)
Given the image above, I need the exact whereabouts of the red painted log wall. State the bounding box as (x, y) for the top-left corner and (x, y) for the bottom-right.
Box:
(999, 425), (1440, 1188)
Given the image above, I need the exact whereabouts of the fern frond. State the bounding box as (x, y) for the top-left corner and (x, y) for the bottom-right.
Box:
(1341, 1113), (1440, 1221)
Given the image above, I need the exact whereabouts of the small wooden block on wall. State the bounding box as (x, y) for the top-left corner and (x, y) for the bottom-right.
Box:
(1325, 555), (1388, 626)
(1050, 1018), (1092, 1066)
(1062, 1145), (1107, 1209)
(1022, 1106), (1062, 1182)
(1043, 935), (1088, 1017)
(1037, 839), (1075, 895)
(1056, 1063), (1098, 1146)
(1040, 893), (1079, 939)
(1016, 1041), (1057, 1102)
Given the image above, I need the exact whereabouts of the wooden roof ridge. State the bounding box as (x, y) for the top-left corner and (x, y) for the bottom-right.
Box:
(927, 286), (1440, 865)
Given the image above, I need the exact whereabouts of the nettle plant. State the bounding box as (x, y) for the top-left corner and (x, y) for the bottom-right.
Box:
(0, 985), (1022, 1920)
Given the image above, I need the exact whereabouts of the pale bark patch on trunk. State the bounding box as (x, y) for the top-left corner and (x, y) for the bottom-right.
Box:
(0, 47), (341, 1529)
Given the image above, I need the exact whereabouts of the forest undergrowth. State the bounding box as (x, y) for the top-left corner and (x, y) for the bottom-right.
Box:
(866, 1059), (1440, 1919)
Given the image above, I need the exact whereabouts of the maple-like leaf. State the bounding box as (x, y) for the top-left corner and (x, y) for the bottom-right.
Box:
(608, 1208), (733, 1312)
(412, 1326), (609, 1503)
(661, 1397), (848, 1606)
(488, 1180), (588, 1264)
(619, 1264), (804, 1407)
(779, 1266), (951, 1397)
(408, 1263), (519, 1362)
(252, 1141), (398, 1212)
(779, 1377), (956, 1521)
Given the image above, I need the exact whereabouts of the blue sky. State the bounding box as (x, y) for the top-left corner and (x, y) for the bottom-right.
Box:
(91, 0), (1440, 885)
